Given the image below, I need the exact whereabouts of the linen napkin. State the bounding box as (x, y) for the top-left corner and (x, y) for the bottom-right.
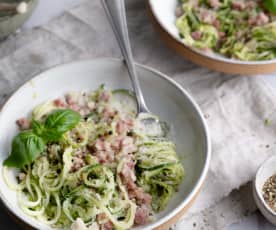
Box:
(0, 0), (276, 229)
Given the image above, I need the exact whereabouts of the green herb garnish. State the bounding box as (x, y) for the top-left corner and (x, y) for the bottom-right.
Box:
(265, 118), (270, 126)
(263, 0), (276, 14)
(3, 131), (45, 168)
(40, 109), (81, 142)
(4, 109), (81, 168)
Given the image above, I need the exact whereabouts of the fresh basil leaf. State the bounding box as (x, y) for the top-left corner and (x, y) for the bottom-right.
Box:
(42, 109), (81, 141)
(3, 131), (45, 168)
(263, 0), (276, 14)
(31, 119), (45, 136)
(4, 109), (80, 168)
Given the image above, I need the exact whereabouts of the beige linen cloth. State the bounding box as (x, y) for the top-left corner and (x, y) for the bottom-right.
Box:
(0, 0), (276, 229)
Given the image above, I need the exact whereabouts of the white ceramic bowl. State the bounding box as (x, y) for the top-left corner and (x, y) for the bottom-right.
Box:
(148, 0), (276, 74)
(253, 155), (276, 226)
(0, 58), (211, 229)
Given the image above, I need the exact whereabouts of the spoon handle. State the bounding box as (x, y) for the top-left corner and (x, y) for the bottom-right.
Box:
(101, 0), (149, 113)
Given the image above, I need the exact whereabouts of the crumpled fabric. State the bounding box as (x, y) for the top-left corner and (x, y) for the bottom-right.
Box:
(0, 0), (276, 229)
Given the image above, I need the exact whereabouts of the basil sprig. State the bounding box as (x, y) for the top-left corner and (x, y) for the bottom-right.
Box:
(263, 0), (276, 14)
(3, 131), (45, 168)
(34, 109), (81, 142)
(4, 109), (81, 168)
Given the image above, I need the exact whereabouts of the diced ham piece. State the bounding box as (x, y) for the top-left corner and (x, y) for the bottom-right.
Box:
(191, 31), (202, 40)
(87, 101), (95, 110)
(118, 156), (152, 226)
(175, 6), (183, 17)
(126, 180), (137, 191)
(193, 0), (199, 7)
(110, 137), (122, 151)
(71, 156), (85, 172)
(120, 156), (152, 206)
(245, 1), (257, 9)
(199, 9), (216, 24)
(208, 0), (220, 9)
(116, 120), (125, 135)
(97, 213), (113, 229)
(121, 137), (137, 154)
(97, 213), (107, 223)
(102, 221), (113, 230)
(120, 155), (136, 182)
(235, 30), (243, 39)
(68, 104), (81, 113)
(102, 107), (116, 121)
(18, 172), (26, 181)
(104, 141), (112, 152)
(95, 139), (112, 152)
(134, 204), (150, 225)
(53, 99), (66, 108)
(212, 19), (220, 29)
(95, 139), (105, 151)
(16, 118), (30, 130)
(110, 136), (137, 154)
(256, 12), (269, 26)
(231, 1), (245, 10)
(79, 108), (91, 117)
(219, 31), (226, 38)
(249, 12), (269, 26)
(120, 155), (138, 190)
(64, 93), (94, 116)
(116, 118), (134, 135)
(99, 91), (111, 102)
(129, 186), (152, 206)
(94, 150), (113, 164)
(248, 16), (255, 25)
(65, 93), (77, 105)
(94, 139), (115, 164)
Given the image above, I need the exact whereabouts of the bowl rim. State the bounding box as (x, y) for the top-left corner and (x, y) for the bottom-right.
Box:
(254, 155), (276, 217)
(0, 0), (36, 19)
(148, 0), (276, 66)
(0, 57), (211, 229)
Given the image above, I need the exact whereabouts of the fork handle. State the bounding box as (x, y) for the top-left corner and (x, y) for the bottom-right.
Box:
(101, 0), (149, 113)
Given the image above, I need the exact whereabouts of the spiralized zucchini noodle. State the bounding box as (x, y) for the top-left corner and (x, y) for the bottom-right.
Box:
(4, 86), (184, 229)
(176, 0), (276, 61)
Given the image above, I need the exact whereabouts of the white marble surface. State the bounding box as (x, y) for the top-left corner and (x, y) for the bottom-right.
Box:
(1, 0), (273, 229)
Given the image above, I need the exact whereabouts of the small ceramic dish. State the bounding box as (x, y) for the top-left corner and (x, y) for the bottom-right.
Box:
(0, 58), (211, 229)
(0, 0), (38, 40)
(148, 0), (276, 74)
(253, 155), (276, 226)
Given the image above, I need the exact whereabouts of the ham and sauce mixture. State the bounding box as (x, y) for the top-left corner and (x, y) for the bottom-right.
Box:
(13, 86), (184, 230)
(16, 89), (152, 228)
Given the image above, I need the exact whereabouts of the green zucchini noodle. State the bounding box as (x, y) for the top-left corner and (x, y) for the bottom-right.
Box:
(4, 86), (185, 229)
(135, 138), (185, 212)
(32, 101), (58, 121)
(3, 166), (25, 191)
(116, 158), (131, 201)
(63, 122), (90, 148)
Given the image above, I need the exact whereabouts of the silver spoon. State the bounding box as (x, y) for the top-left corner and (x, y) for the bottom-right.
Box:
(101, 0), (167, 137)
